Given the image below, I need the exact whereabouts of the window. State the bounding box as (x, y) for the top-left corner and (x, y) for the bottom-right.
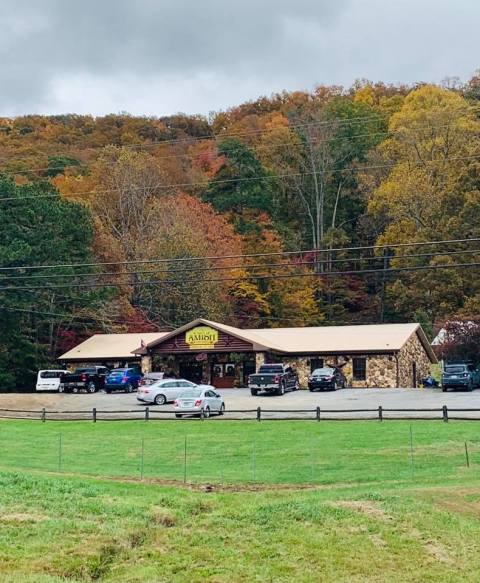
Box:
(352, 358), (367, 381)
(310, 359), (324, 373)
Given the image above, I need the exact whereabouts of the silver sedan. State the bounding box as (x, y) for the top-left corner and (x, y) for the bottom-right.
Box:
(174, 388), (225, 418)
(137, 379), (211, 405)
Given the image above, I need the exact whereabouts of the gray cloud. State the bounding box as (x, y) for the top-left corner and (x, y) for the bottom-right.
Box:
(0, 0), (478, 116)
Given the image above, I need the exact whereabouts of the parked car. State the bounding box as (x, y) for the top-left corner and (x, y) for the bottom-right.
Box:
(442, 362), (480, 392)
(248, 363), (299, 396)
(308, 367), (346, 391)
(61, 366), (109, 393)
(105, 368), (143, 393)
(139, 371), (165, 387)
(36, 370), (67, 392)
(174, 387), (225, 418)
(137, 378), (209, 405)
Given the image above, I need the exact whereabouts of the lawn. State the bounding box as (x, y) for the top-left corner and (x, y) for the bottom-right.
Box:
(1, 470), (480, 582)
(1, 419), (480, 486)
(2, 421), (480, 581)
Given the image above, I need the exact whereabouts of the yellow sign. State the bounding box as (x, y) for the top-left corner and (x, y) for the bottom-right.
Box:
(185, 326), (219, 350)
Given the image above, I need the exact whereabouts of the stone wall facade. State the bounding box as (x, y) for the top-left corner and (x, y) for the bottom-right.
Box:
(397, 333), (431, 388)
(280, 357), (310, 388)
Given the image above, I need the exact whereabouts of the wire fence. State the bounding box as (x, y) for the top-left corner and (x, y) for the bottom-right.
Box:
(2, 405), (480, 421)
(0, 424), (479, 486)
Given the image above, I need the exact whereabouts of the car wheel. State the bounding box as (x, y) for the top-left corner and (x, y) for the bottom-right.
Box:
(203, 407), (210, 418)
(219, 403), (225, 416)
(333, 381), (338, 391)
(308, 387), (314, 392)
(154, 394), (166, 405)
(72, 387), (79, 394)
(175, 414), (182, 418)
(87, 382), (96, 394)
(294, 380), (300, 391)
(125, 383), (133, 393)
(442, 386), (447, 392)
(250, 389), (258, 396)
(277, 382), (285, 396)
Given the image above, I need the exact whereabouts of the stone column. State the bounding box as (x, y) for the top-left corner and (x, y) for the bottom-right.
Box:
(141, 355), (152, 374)
(255, 352), (266, 370)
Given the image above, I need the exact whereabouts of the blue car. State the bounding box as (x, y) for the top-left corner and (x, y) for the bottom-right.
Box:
(105, 368), (143, 393)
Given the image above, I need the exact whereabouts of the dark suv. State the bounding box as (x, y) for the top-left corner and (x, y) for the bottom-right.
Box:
(308, 367), (346, 391)
(442, 362), (480, 392)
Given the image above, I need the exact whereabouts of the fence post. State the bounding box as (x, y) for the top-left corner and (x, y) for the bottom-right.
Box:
(465, 442), (470, 468)
(41, 408), (46, 423)
(316, 407), (321, 421)
(252, 439), (256, 483)
(409, 425), (415, 478)
(140, 437), (145, 480)
(145, 407), (150, 422)
(58, 433), (62, 472)
(443, 405), (449, 423)
(183, 435), (187, 484)
(256, 407), (261, 422)
(378, 406), (383, 422)
(92, 408), (97, 423)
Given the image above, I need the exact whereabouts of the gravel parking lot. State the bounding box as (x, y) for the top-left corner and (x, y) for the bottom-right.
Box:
(2, 387), (480, 420)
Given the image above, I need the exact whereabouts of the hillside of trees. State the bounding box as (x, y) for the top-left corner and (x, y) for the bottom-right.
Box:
(1, 75), (480, 389)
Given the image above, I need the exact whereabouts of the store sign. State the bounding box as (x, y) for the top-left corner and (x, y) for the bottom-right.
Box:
(185, 326), (219, 350)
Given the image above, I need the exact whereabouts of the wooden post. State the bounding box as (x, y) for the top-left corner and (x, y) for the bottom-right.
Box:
(41, 408), (46, 423)
(140, 437), (145, 480)
(378, 406), (383, 422)
(58, 433), (62, 472)
(316, 407), (321, 421)
(409, 425), (415, 478)
(145, 407), (150, 422)
(183, 435), (187, 484)
(256, 407), (261, 422)
(465, 442), (470, 468)
(443, 405), (448, 423)
(92, 408), (97, 423)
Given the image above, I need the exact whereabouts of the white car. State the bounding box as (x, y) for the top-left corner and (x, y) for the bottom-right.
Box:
(136, 378), (213, 405)
(174, 387), (225, 418)
(36, 370), (66, 392)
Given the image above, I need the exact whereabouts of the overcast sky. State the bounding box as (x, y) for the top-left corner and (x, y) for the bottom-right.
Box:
(1, 0), (478, 118)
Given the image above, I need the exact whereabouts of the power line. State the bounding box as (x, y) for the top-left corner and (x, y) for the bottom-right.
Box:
(1, 261), (478, 292)
(2, 118), (470, 177)
(0, 112), (390, 165)
(1, 237), (478, 273)
(2, 102), (479, 162)
(1, 152), (479, 204)
(2, 247), (479, 282)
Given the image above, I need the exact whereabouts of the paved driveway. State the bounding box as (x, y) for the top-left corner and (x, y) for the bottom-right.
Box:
(1, 387), (480, 420)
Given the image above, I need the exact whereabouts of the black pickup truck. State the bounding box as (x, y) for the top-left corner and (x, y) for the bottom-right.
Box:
(61, 366), (109, 393)
(248, 364), (299, 396)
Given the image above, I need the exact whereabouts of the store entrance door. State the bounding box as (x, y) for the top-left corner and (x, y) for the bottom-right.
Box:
(179, 362), (203, 384)
(211, 363), (236, 388)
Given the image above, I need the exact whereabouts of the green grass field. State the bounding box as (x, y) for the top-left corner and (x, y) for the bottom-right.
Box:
(2, 420), (480, 581)
(1, 419), (480, 485)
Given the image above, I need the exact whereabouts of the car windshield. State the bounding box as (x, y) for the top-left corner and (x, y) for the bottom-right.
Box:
(258, 365), (284, 374)
(178, 389), (203, 399)
(445, 366), (467, 373)
(313, 368), (335, 375)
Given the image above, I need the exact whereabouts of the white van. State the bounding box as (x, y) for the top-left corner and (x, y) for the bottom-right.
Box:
(36, 370), (66, 392)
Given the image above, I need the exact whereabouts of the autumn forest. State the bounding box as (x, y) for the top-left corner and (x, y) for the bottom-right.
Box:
(1, 76), (480, 389)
